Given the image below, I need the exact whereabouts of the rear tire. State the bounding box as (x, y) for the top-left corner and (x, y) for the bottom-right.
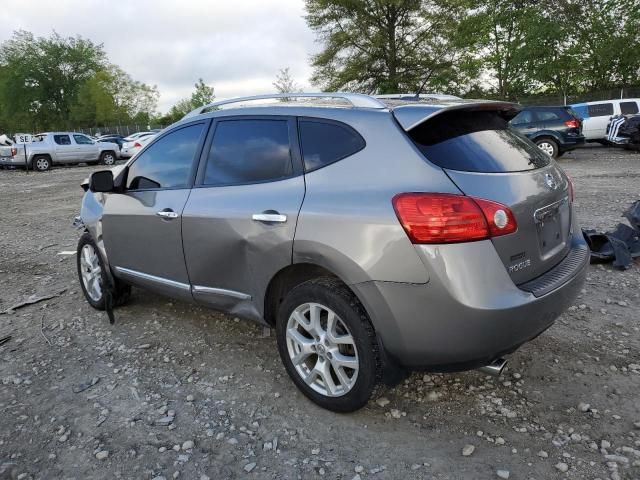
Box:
(33, 155), (51, 172)
(77, 233), (130, 310)
(276, 277), (382, 412)
(535, 138), (559, 158)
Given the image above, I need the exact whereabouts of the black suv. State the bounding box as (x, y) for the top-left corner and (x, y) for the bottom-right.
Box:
(510, 106), (585, 158)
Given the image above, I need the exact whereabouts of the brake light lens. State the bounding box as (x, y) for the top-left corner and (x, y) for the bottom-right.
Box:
(392, 193), (517, 244)
(10, 147), (17, 156)
(564, 119), (580, 129)
(134, 142), (142, 148)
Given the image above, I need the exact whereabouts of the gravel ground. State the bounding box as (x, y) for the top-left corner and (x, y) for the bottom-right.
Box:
(0, 146), (639, 480)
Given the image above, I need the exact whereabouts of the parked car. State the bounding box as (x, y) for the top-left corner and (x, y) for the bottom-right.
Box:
(75, 93), (588, 412)
(509, 105), (585, 158)
(97, 135), (126, 150)
(120, 134), (155, 159)
(0, 132), (119, 171)
(570, 98), (640, 142)
(606, 114), (640, 151)
(123, 131), (155, 142)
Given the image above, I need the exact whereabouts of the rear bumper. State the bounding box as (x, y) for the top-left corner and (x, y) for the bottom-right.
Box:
(353, 234), (589, 370)
(559, 135), (585, 151)
(0, 156), (26, 166)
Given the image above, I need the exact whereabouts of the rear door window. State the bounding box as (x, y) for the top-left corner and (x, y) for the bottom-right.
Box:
(298, 119), (365, 172)
(535, 110), (562, 122)
(53, 134), (71, 145)
(510, 110), (534, 125)
(409, 110), (551, 173)
(73, 134), (93, 145)
(588, 103), (614, 117)
(204, 119), (293, 186)
(620, 101), (639, 115)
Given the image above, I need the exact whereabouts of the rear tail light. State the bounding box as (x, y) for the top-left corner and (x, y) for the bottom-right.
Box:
(392, 193), (517, 244)
(134, 142), (142, 148)
(10, 147), (17, 156)
(564, 119), (580, 129)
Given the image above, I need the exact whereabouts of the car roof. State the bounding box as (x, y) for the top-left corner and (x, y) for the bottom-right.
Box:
(172, 92), (520, 132)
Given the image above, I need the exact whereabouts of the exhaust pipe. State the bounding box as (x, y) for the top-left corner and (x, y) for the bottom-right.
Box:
(477, 358), (507, 377)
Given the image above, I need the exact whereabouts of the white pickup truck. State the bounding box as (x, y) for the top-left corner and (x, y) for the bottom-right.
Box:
(0, 132), (119, 171)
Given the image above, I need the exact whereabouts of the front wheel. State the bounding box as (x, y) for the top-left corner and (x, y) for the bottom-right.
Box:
(536, 138), (559, 158)
(77, 233), (130, 310)
(100, 151), (116, 166)
(276, 277), (382, 412)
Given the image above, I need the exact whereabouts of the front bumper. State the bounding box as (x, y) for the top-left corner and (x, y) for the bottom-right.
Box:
(353, 234), (589, 370)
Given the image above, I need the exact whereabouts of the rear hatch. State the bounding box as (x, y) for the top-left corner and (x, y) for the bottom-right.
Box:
(396, 103), (573, 285)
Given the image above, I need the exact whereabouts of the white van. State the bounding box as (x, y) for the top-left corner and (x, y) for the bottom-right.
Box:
(570, 98), (640, 141)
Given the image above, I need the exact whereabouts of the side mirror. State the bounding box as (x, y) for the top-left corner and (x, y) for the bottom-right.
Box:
(89, 170), (114, 192)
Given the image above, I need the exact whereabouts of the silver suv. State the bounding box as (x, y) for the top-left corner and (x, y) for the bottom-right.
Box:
(76, 93), (589, 412)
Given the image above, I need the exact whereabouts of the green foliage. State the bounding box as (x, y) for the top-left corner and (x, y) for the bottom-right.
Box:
(273, 67), (302, 94)
(306, 0), (640, 100)
(157, 78), (215, 125)
(0, 30), (159, 132)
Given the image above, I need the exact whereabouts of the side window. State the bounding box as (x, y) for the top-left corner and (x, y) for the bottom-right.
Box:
(535, 110), (561, 122)
(588, 103), (614, 117)
(204, 119), (292, 186)
(620, 101), (639, 115)
(126, 123), (204, 190)
(510, 111), (533, 125)
(73, 134), (93, 145)
(54, 134), (71, 145)
(298, 120), (365, 172)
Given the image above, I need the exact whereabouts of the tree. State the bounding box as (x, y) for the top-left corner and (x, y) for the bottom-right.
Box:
(0, 30), (107, 131)
(305, 0), (469, 94)
(273, 67), (302, 94)
(190, 78), (215, 108)
(158, 79), (215, 125)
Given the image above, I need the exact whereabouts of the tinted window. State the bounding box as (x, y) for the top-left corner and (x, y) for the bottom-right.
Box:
(54, 134), (71, 145)
(73, 134), (93, 145)
(299, 120), (365, 171)
(620, 101), (639, 115)
(588, 103), (614, 117)
(536, 110), (562, 122)
(204, 120), (292, 185)
(126, 123), (204, 190)
(410, 110), (551, 173)
(510, 110), (534, 125)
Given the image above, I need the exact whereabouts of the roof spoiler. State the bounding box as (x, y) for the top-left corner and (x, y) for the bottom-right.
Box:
(392, 101), (522, 131)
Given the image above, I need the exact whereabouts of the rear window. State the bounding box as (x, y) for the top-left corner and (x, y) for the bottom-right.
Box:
(535, 109), (568, 122)
(620, 101), (639, 115)
(409, 110), (551, 173)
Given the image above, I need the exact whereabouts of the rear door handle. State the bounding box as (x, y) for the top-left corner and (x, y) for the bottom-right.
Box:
(252, 213), (287, 223)
(156, 209), (179, 219)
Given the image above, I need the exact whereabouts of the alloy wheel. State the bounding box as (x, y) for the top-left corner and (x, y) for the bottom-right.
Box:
(80, 244), (102, 302)
(103, 153), (115, 165)
(285, 302), (359, 397)
(538, 142), (555, 156)
(36, 158), (50, 171)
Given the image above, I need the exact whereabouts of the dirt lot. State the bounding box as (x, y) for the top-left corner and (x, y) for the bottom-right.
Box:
(1, 146), (639, 480)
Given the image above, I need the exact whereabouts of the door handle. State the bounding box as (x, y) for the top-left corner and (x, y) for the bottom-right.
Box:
(156, 209), (179, 219)
(252, 213), (287, 223)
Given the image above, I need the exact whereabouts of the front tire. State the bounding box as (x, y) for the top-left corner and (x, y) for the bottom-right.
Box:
(276, 277), (382, 412)
(33, 155), (51, 172)
(100, 151), (116, 166)
(536, 138), (558, 158)
(77, 233), (130, 310)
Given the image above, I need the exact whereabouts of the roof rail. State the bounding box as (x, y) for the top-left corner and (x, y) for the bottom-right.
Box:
(375, 93), (462, 100)
(182, 92), (387, 119)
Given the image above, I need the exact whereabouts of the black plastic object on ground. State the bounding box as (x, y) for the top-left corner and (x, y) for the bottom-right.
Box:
(582, 201), (640, 269)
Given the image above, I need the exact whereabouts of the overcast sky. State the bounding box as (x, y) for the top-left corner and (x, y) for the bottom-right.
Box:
(0, 0), (319, 113)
